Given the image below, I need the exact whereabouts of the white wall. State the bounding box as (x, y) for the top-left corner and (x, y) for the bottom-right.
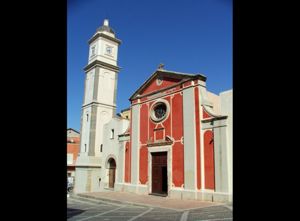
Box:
(207, 91), (221, 114)
(80, 106), (91, 155)
(183, 87), (197, 191)
(101, 117), (130, 189)
(220, 89), (233, 194)
(220, 90), (232, 146)
(84, 69), (95, 105)
(97, 68), (117, 105)
(94, 107), (114, 157)
(130, 104), (140, 185)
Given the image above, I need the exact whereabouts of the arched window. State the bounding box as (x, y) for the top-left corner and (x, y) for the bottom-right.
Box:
(107, 158), (116, 169)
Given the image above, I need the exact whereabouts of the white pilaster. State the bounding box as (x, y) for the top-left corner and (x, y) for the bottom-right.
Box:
(130, 104), (140, 185)
(182, 87), (197, 191)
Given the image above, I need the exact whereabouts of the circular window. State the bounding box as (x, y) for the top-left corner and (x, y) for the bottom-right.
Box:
(150, 101), (169, 122)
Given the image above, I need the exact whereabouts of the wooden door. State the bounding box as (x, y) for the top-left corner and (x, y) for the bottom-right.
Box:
(109, 168), (115, 188)
(151, 152), (167, 194)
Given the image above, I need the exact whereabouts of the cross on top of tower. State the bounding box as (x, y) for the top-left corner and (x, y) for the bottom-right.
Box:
(158, 63), (165, 70)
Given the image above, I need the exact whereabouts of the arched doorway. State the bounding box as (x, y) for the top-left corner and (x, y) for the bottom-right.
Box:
(107, 158), (116, 188)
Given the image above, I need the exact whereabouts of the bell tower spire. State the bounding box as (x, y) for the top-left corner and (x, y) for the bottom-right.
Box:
(75, 19), (122, 193)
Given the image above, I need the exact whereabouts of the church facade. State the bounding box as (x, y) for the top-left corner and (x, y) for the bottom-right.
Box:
(74, 20), (232, 203)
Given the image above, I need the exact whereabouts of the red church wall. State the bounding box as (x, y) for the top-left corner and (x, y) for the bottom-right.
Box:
(194, 87), (201, 189)
(148, 101), (155, 142)
(136, 91), (186, 188)
(124, 141), (131, 183)
(172, 93), (183, 141)
(146, 96), (173, 142)
(137, 82), (203, 190)
(161, 96), (171, 137)
(131, 77), (201, 190)
(204, 130), (215, 190)
(154, 128), (164, 140)
(139, 104), (150, 184)
(148, 123), (155, 143)
(141, 77), (181, 96)
(140, 104), (148, 144)
(172, 142), (184, 187)
(139, 146), (148, 184)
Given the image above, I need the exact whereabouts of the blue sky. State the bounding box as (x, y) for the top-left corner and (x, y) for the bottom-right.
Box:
(68, 0), (232, 131)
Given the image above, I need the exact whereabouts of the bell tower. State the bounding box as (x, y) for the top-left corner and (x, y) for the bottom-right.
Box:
(75, 19), (121, 193)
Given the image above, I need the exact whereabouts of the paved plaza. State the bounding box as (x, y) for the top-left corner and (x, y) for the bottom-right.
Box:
(67, 192), (232, 221)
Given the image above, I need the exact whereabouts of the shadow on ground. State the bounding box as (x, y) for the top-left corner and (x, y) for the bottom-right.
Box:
(67, 208), (85, 219)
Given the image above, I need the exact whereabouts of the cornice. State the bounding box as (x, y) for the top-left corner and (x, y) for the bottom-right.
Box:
(88, 32), (122, 45)
(84, 60), (120, 73)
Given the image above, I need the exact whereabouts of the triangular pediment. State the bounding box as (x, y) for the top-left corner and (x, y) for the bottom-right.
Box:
(129, 69), (206, 101)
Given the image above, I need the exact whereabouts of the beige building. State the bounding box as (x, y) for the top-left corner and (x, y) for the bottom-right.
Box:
(119, 108), (130, 120)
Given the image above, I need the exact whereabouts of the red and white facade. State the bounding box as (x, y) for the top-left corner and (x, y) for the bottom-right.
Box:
(113, 70), (232, 202)
(74, 20), (232, 203)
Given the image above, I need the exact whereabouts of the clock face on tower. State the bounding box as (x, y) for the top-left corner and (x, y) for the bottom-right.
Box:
(105, 46), (113, 55)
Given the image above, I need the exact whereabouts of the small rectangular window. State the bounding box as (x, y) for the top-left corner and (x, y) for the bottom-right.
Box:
(110, 129), (114, 139)
(100, 144), (103, 152)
